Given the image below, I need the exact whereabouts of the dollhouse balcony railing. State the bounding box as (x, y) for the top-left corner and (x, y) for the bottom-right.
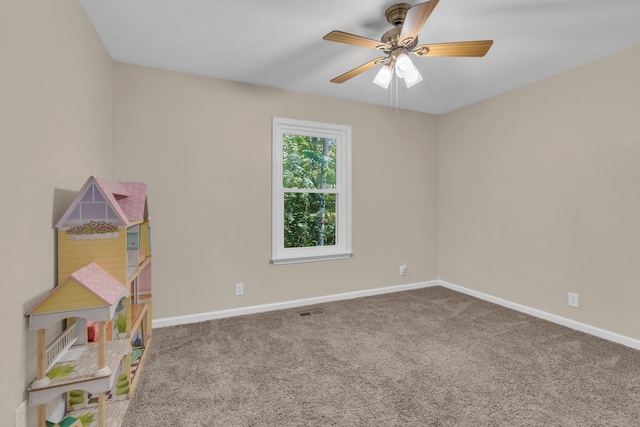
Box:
(46, 322), (78, 371)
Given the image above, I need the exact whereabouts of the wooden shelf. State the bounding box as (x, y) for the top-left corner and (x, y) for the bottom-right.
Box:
(130, 336), (152, 393)
(130, 302), (149, 337)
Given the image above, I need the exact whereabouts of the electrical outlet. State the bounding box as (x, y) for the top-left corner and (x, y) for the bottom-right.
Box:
(235, 283), (244, 296)
(399, 263), (407, 276)
(568, 292), (579, 308)
(15, 401), (26, 427)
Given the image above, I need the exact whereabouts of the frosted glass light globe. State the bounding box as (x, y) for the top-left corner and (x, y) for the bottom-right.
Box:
(395, 53), (413, 78)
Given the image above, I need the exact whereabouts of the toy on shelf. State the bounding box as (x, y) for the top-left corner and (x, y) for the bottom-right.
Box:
(25, 176), (153, 427)
(46, 416), (83, 427)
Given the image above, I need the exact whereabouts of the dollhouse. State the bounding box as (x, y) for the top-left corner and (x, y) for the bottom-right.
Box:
(25, 176), (152, 427)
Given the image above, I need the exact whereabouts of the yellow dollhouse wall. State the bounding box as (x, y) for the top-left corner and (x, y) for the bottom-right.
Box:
(139, 220), (151, 258)
(57, 230), (127, 285)
(29, 280), (107, 314)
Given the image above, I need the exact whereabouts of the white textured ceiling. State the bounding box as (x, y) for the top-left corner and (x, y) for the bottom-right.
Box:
(80, 0), (640, 114)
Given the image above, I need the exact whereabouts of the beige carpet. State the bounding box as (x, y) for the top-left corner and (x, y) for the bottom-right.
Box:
(122, 286), (640, 426)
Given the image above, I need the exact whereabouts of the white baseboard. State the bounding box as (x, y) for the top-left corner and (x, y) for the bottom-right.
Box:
(438, 280), (640, 350)
(153, 280), (440, 329)
(154, 279), (640, 350)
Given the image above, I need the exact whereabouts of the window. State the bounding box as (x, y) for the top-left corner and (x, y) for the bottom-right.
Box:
(272, 117), (352, 265)
(67, 183), (119, 225)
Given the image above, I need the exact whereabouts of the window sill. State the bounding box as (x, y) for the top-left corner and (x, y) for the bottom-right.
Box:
(271, 252), (353, 266)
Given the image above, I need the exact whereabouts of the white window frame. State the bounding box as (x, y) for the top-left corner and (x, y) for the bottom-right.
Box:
(272, 117), (352, 265)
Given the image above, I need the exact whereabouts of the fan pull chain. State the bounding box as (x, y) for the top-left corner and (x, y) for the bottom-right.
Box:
(395, 73), (399, 116)
(389, 73), (394, 114)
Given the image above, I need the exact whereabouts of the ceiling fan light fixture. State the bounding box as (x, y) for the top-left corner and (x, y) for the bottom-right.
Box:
(394, 53), (413, 78)
(403, 65), (423, 88)
(373, 65), (393, 89)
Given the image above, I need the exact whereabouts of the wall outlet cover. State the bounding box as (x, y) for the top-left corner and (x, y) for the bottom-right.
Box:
(568, 292), (580, 308)
(399, 264), (407, 276)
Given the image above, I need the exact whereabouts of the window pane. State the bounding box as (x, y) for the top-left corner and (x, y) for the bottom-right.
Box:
(284, 192), (336, 248)
(81, 202), (107, 220)
(282, 134), (336, 189)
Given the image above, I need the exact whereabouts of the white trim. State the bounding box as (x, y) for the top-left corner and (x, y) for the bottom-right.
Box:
(438, 280), (640, 350)
(70, 231), (119, 240)
(153, 280), (439, 328)
(154, 278), (640, 351)
(272, 252), (353, 265)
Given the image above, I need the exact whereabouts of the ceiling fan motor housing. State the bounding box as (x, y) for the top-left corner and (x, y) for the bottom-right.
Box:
(385, 3), (411, 26)
(381, 3), (421, 52)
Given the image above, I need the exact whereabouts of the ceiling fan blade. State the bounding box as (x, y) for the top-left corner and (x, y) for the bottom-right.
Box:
(323, 30), (388, 51)
(399, 0), (440, 46)
(330, 57), (387, 83)
(412, 40), (493, 57)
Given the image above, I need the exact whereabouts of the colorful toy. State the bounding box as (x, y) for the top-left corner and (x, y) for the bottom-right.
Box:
(25, 176), (153, 427)
(45, 416), (83, 427)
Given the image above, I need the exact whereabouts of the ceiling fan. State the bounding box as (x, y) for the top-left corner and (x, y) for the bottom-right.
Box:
(323, 0), (493, 89)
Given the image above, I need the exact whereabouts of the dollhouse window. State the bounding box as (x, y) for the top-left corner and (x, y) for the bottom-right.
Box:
(67, 183), (120, 225)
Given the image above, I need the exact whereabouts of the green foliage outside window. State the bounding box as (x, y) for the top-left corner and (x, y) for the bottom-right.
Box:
(282, 134), (337, 248)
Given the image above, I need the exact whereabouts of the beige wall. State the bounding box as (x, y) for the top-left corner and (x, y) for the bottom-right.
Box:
(439, 45), (640, 339)
(0, 1), (112, 425)
(112, 62), (439, 319)
(5, 1), (638, 423)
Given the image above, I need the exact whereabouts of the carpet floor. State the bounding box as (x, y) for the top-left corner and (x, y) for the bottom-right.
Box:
(122, 286), (640, 426)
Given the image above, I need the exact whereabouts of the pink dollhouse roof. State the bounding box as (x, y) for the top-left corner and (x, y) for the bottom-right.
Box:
(115, 181), (147, 222)
(55, 176), (148, 228)
(25, 263), (126, 316)
(67, 262), (127, 305)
